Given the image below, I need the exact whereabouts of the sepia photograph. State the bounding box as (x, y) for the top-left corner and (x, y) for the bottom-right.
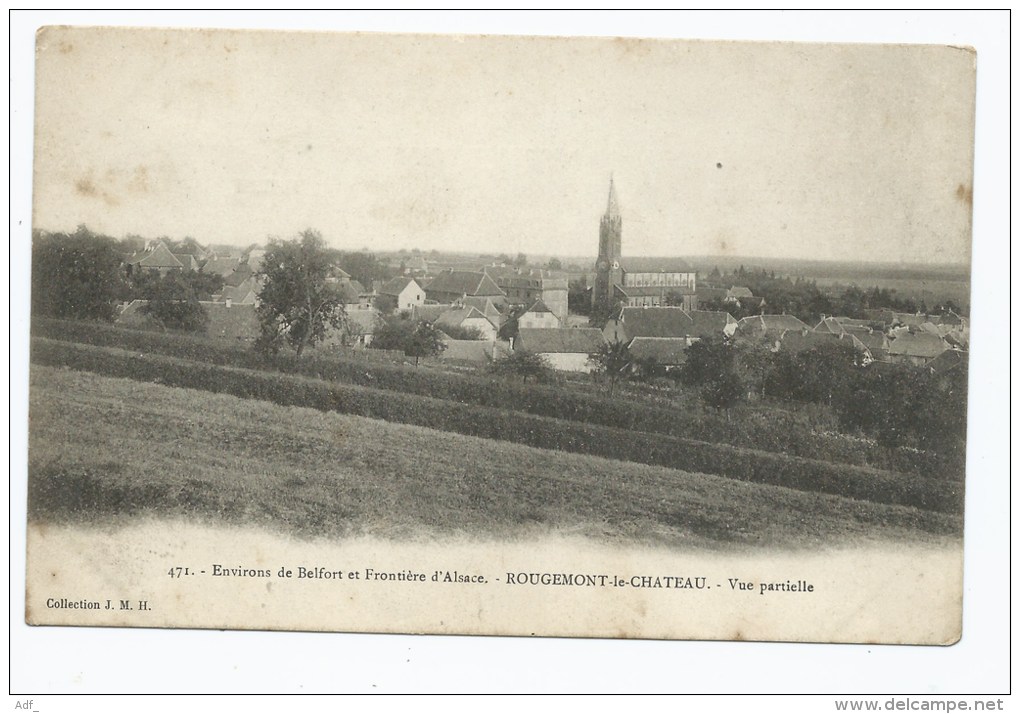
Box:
(10, 9), (1010, 700)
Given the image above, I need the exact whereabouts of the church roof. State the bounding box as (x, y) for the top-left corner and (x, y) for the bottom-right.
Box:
(619, 257), (695, 273)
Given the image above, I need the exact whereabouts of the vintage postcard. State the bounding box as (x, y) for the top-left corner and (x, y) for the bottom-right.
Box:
(25, 26), (975, 644)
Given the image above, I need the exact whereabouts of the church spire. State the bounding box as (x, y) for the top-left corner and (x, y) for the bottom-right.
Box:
(605, 175), (620, 219)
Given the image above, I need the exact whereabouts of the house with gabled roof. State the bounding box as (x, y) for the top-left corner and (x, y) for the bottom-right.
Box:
(887, 332), (950, 366)
(514, 327), (606, 373)
(686, 310), (739, 339)
(627, 337), (689, 371)
(424, 269), (506, 306)
(377, 276), (425, 313)
(219, 279), (258, 306)
(434, 306), (498, 340)
(602, 307), (694, 343)
(603, 306), (736, 345)
(344, 307), (382, 347)
(517, 298), (561, 329)
(457, 296), (505, 328)
(411, 304), (450, 324)
(926, 349), (968, 377)
(779, 330), (873, 363)
(202, 256), (241, 279)
(734, 314), (810, 341)
(126, 240), (185, 276)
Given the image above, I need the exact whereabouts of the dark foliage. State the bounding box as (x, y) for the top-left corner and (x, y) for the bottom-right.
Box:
(31, 226), (127, 321)
(490, 349), (552, 384)
(254, 230), (348, 356)
(139, 272), (209, 332)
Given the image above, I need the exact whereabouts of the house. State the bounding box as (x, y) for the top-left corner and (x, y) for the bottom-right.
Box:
(517, 299), (561, 329)
(439, 338), (509, 364)
(492, 270), (569, 323)
(116, 298), (261, 342)
(202, 302), (261, 343)
(734, 314), (810, 341)
(246, 249), (267, 273)
(424, 269), (506, 306)
(336, 279), (370, 308)
(434, 306), (498, 341)
(514, 328), (606, 372)
(779, 330), (873, 363)
(223, 263), (254, 287)
(813, 317), (848, 335)
(602, 307), (695, 343)
(172, 253), (201, 271)
(724, 286), (765, 310)
(627, 337), (689, 371)
(686, 310), (739, 339)
(218, 278), (258, 306)
(695, 286), (729, 304)
(344, 307), (382, 347)
(853, 331), (891, 361)
(126, 241), (185, 276)
(457, 296), (505, 328)
(202, 256), (241, 279)
(887, 332), (950, 366)
(411, 304), (450, 324)
(115, 299), (156, 329)
(927, 349), (968, 377)
(377, 276), (426, 313)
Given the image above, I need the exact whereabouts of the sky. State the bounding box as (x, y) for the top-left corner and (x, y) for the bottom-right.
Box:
(31, 23), (976, 264)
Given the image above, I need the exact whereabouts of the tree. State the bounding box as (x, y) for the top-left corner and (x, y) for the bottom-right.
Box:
(588, 340), (631, 394)
(546, 257), (563, 271)
(404, 321), (446, 366)
(31, 226), (127, 321)
(370, 316), (415, 351)
(140, 272), (209, 332)
(700, 369), (745, 418)
(680, 336), (734, 387)
(336, 250), (394, 288)
(567, 280), (591, 317)
(254, 230), (348, 357)
(512, 252), (528, 268)
(589, 298), (622, 329)
(491, 349), (551, 384)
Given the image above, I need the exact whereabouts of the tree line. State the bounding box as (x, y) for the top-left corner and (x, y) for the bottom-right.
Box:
(596, 335), (966, 459)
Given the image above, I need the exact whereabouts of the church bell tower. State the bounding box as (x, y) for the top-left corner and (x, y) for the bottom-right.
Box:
(592, 177), (623, 318)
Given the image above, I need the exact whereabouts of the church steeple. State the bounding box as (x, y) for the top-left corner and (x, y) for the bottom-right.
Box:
(592, 177), (623, 322)
(605, 175), (620, 219)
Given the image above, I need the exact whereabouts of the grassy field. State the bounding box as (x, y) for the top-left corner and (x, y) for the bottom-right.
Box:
(28, 366), (961, 550)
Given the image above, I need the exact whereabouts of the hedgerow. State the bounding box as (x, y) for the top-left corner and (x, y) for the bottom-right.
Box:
(31, 318), (961, 480)
(31, 337), (963, 514)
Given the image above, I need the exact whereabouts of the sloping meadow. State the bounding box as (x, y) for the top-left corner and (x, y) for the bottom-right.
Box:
(32, 318), (962, 480)
(31, 335), (963, 515)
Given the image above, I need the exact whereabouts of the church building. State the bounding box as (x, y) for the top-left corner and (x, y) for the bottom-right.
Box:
(591, 179), (698, 317)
